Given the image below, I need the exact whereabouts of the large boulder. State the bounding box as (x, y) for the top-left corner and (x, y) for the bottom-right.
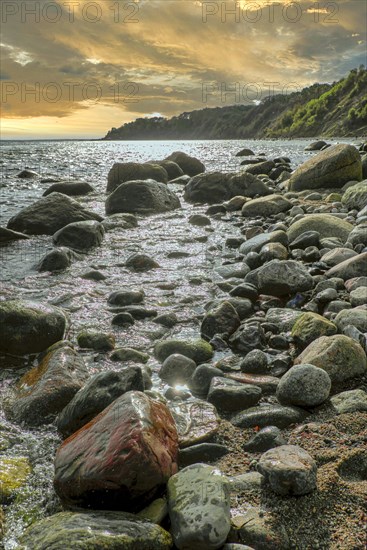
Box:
(0, 227), (30, 243)
(287, 214), (353, 243)
(57, 368), (145, 438)
(43, 181), (95, 197)
(147, 160), (184, 180)
(54, 391), (178, 510)
(245, 260), (314, 296)
(105, 180), (180, 215)
(107, 162), (168, 193)
(165, 151), (205, 176)
(11, 343), (88, 426)
(241, 194), (291, 217)
(53, 220), (104, 252)
(19, 510), (172, 550)
(294, 334), (367, 383)
(167, 464), (231, 550)
(184, 172), (270, 204)
(288, 144), (362, 191)
(342, 180), (367, 210)
(0, 300), (67, 356)
(7, 193), (102, 235)
(291, 312), (337, 349)
(37, 247), (81, 272)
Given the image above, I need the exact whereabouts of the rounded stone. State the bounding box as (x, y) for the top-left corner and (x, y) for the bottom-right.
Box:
(276, 363), (331, 407)
(159, 354), (197, 386)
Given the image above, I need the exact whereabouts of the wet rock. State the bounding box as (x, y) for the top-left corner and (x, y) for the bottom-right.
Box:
(259, 242), (288, 262)
(53, 220), (104, 252)
(225, 373), (279, 395)
(137, 497), (168, 524)
(242, 426), (286, 452)
(108, 289), (144, 306)
(347, 225), (367, 248)
(0, 227), (30, 243)
(153, 313), (178, 328)
(244, 160), (275, 175)
(54, 391), (178, 510)
(179, 443), (229, 467)
(170, 174), (191, 185)
(241, 195), (291, 217)
(165, 151), (205, 176)
(257, 445), (317, 495)
(229, 322), (266, 354)
(110, 347), (149, 363)
(289, 230), (320, 250)
(231, 404), (307, 429)
(265, 308), (303, 331)
(11, 344), (88, 426)
(105, 180), (181, 215)
(0, 457), (31, 503)
(102, 212), (138, 230)
(147, 159), (184, 180)
(229, 284), (258, 302)
(342, 180), (367, 210)
(334, 307), (367, 332)
(154, 338), (213, 364)
(188, 364), (224, 396)
(169, 400), (219, 447)
(236, 148), (255, 156)
(228, 471), (265, 492)
(189, 214), (211, 226)
(288, 144), (362, 191)
(225, 196), (247, 211)
(331, 389), (367, 414)
(215, 262), (250, 279)
(201, 301), (240, 342)
(240, 350), (268, 374)
(305, 140), (327, 151)
(43, 181), (95, 197)
(57, 368), (144, 438)
(231, 507), (290, 550)
(159, 354), (197, 385)
(81, 269), (106, 281)
(276, 364), (331, 407)
(20, 510), (172, 549)
(7, 192), (102, 235)
(184, 172), (270, 204)
(112, 306), (157, 319)
(291, 312), (337, 349)
(167, 464), (230, 550)
(350, 286), (367, 306)
(294, 334), (367, 383)
(37, 247), (80, 272)
(287, 213), (353, 242)
(107, 162), (168, 193)
(0, 300), (67, 356)
(207, 377), (261, 413)
(126, 253), (160, 271)
(77, 330), (115, 351)
(326, 252), (367, 280)
(245, 260), (314, 296)
(17, 169), (38, 178)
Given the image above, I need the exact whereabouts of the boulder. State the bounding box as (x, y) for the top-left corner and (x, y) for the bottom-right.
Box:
(291, 312), (337, 349)
(326, 253), (367, 280)
(342, 180), (367, 210)
(321, 247), (357, 266)
(154, 338), (213, 364)
(167, 464), (230, 550)
(231, 404), (307, 429)
(125, 253), (160, 271)
(0, 456), (31, 503)
(294, 334), (367, 383)
(11, 344), (88, 426)
(257, 445), (317, 495)
(105, 180), (181, 215)
(184, 172), (270, 204)
(169, 400), (220, 447)
(241, 194), (291, 217)
(229, 322), (266, 354)
(245, 260), (314, 296)
(276, 364), (331, 407)
(179, 443), (229, 467)
(331, 389), (367, 414)
(107, 162), (168, 193)
(207, 377), (262, 413)
(244, 160), (275, 175)
(108, 289), (144, 306)
(7, 193), (102, 235)
(288, 144), (362, 191)
(53, 220), (104, 252)
(287, 214), (353, 242)
(54, 391), (178, 510)
(242, 426), (286, 452)
(0, 227), (30, 243)
(43, 181), (95, 197)
(56, 368), (144, 438)
(239, 230), (288, 255)
(147, 160), (184, 180)
(17, 169), (38, 178)
(165, 151), (205, 176)
(201, 301), (240, 341)
(37, 247), (80, 272)
(334, 307), (367, 332)
(77, 331), (115, 351)
(236, 148), (255, 156)
(19, 510), (172, 550)
(159, 354), (196, 385)
(347, 226), (367, 247)
(305, 140), (327, 151)
(0, 300), (67, 356)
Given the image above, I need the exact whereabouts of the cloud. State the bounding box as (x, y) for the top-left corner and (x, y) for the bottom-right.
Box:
(1, 0), (365, 137)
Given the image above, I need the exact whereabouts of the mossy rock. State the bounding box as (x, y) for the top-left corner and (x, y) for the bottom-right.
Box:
(77, 331), (115, 352)
(287, 213), (353, 243)
(291, 312), (337, 349)
(110, 348), (149, 364)
(19, 510), (172, 550)
(325, 193), (342, 203)
(342, 180), (367, 210)
(154, 339), (213, 364)
(0, 457), (31, 503)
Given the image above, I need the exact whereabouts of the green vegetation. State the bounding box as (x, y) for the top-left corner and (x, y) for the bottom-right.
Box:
(104, 68), (367, 140)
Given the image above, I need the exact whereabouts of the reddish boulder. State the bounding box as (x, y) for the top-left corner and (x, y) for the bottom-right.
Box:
(54, 391), (178, 511)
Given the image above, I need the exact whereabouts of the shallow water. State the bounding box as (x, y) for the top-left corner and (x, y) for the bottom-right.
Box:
(0, 137), (361, 547)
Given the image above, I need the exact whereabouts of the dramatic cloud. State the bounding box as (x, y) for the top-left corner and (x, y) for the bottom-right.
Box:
(1, 0), (365, 137)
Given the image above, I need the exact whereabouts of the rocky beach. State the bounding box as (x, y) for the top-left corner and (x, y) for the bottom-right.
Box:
(0, 139), (366, 550)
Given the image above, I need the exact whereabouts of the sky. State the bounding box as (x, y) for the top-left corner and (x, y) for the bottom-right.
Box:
(1, 0), (366, 139)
